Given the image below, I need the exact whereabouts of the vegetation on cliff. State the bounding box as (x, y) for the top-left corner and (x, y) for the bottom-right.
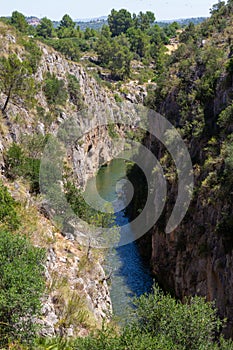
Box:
(124, 0), (233, 338)
(0, 18), (113, 344)
(14, 285), (233, 349)
(144, 0), (233, 258)
(0, 181), (46, 347)
(2, 1), (233, 348)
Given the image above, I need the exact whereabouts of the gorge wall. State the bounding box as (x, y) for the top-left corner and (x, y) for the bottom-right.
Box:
(142, 5), (233, 336)
(0, 23), (138, 337)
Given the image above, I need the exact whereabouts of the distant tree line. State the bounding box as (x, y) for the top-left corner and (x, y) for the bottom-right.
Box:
(1, 10), (183, 80)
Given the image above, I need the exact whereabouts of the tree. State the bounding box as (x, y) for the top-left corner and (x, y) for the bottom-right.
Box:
(57, 14), (78, 38)
(49, 38), (80, 61)
(100, 24), (112, 39)
(164, 21), (180, 38)
(95, 27), (113, 66)
(36, 17), (55, 38)
(179, 22), (197, 43)
(95, 29), (132, 80)
(134, 11), (155, 31)
(210, 1), (225, 14)
(108, 9), (133, 36)
(109, 34), (132, 80)
(126, 27), (150, 58)
(11, 11), (28, 33)
(0, 229), (45, 346)
(84, 27), (96, 40)
(59, 14), (75, 29)
(0, 54), (35, 113)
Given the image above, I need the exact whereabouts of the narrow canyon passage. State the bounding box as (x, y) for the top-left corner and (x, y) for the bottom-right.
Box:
(84, 158), (153, 321)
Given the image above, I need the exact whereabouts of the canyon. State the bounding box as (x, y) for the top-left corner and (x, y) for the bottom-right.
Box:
(2, 3), (233, 342)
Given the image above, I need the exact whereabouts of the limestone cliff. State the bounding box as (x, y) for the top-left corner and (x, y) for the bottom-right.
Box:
(0, 22), (133, 336)
(143, 3), (233, 337)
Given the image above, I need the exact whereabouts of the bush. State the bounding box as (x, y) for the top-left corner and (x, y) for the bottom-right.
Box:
(0, 229), (45, 346)
(218, 104), (233, 131)
(67, 73), (84, 109)
(65, 181), (114, 228)
(131, 285), (222, 350)
(0, 180), (20, 231)
(107, 123), (119, 139)
(4, 143), (41, 193)
(46, 38), (80, 62)
(4, 143), (25, 179)
(43, 73), (68, 106)
(10, 283), (233, 348)
(22, 39), (42, 73)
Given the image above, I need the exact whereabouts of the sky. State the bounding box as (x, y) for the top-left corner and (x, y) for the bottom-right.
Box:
(1, 0), (216, 21)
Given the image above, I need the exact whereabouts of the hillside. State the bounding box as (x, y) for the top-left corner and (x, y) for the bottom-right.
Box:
(0, 20), (120, 340)
(140, 0), (233, 337)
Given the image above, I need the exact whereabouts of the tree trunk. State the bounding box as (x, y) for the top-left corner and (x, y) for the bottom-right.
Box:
(2, 86), (12, 113)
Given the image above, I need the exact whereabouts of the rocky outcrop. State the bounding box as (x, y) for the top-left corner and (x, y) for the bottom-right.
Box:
(41, 244), (112, 337)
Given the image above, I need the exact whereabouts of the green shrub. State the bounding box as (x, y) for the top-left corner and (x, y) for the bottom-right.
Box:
(4, 143), (25, 179)
(9, 283), (233, 348)
(4, 143), (41, 193)
(114, 93), (123, 102)
(107, 123), (119, 139)
(0, 229), (45, 346)
(131, 285), (223, 350)
(46, 38), (80, 62)
(0, 180), (20, 231)
(67, 73), (84, 109)
(65, 181), (114, 228)
(32, 285), (233, 349)
(43, 73), (68, 106)
(22, 39), (42, 73)
(218, 104), (233, 131)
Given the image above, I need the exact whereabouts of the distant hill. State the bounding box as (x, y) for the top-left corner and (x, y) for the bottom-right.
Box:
(76, 19), (107, 31)
(157, 17), (207, 27)
(74, 16), (107, 22)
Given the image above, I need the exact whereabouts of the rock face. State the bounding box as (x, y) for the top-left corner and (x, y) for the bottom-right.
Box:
(142, 100), (233, 336)
(0, 25), (135, 337)
(40, 244), (112, 337)
(150, 199), (233, 336)
(143, 73), (233, 337)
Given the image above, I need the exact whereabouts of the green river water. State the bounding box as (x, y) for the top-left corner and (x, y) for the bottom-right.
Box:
(84, 158), (153, 321)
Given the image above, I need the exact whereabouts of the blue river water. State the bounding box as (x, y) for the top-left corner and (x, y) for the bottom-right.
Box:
(85, 158), (153, 321)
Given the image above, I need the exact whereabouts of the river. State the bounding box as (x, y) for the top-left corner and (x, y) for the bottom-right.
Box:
(84, 158), (153, 322)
